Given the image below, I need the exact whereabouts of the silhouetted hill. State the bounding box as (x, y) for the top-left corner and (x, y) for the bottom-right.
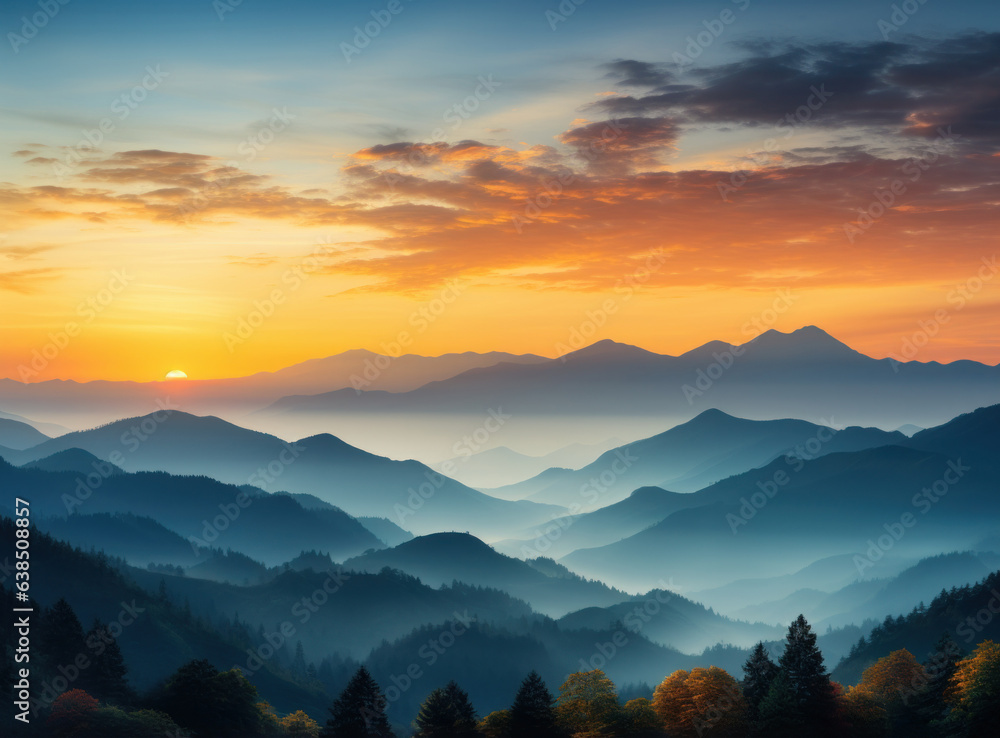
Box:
(23, 447), (125, 476)
(557, 588), (784, 653)
(7, 412), (563, 538)
(490, 409), (904, 507)
(495, 486), (700, 559)
(564, 422), (999, 592)
(0, 516), (329, 716)
(256, 328), (1000, 451)
(356, 516), (415, 547)
(0, 456), (383, 565)
(342, 532), (627, 617)
(133, 564), (537, 661)
(0, 416), (49, 449)
(37, 512), (200, 567)
(831, 569), (1000, 685)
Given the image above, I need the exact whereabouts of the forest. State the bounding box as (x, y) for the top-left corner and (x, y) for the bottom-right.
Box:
(5, 587), (998, 738)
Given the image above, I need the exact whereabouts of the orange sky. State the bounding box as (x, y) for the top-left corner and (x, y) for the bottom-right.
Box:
(3, 37), (999, 382)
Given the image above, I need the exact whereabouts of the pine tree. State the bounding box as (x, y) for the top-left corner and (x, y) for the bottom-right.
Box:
(509, 671), (558, 738)
(414, 681), (481, 737)
(83, 619), (131, 705)
(912, 633), (963, 731)
(293, 640), (308, 676)
(756, 670), (803, 738)
(742, 642), (779, 721)
(321, 666), (393, 738)
(445, 681), (480, 736)
(776, 615), (839, 734)
(39, 599), (87, 674)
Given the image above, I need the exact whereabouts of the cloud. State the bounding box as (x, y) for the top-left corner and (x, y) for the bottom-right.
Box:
(559, 116), (680, 174)
(1, 33), (996, 296)
(602, 59), (675, 88)
(0, 267), (62, 294)
(593, 34), (1000, 148)
(1, 245), (59, 261)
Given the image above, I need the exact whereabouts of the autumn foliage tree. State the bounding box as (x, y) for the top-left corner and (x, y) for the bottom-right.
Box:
(47, 689), (99, 737)
(652, 667), (747, 738)
(283, 709), (322, 737)
(944, 639), (1000, 734)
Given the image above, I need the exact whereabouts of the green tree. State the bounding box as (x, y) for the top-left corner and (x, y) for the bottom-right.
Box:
(509, 671), (559, 738)
(321, 666), (394, 738)
(616, 697), (663, 737)
(776, 615), (839, 733)
(755, 671), (803, 738)
(414, 681), (480, 737)
(83, 619), (131, 705)
(741, 642), (779, 722)
(39, 599), (87, 674)
(911, 633), (963, 732)
(156, 659), (265, 737)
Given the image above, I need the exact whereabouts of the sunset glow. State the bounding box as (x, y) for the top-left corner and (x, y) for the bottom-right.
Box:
(2, 0), (998, 382)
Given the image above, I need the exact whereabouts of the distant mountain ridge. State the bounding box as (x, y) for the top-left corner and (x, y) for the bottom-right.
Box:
(249, 326), (1000, 461)
(0, 410), (563, 539)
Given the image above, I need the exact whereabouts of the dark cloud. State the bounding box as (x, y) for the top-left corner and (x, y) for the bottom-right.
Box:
(603, 59), (675, 88)
(559, 117), (679, 174)
(593, 34), (1000, 149)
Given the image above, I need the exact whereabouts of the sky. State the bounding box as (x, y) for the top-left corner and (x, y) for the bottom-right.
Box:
(1, 0), (999, 381)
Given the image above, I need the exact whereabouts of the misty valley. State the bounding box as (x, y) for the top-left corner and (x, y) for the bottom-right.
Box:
(2, 329), (999, 736)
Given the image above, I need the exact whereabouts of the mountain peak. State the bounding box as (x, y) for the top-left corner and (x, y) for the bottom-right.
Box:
(561, 339), (660, 361)
(743, 325), (861, 358)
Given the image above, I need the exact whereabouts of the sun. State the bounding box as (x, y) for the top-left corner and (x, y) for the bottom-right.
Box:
(165, 370), (188, 380)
